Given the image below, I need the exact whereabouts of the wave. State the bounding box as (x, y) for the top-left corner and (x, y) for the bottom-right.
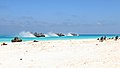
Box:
(47, 32), (59, 37)
(18, 31), (35, 37)
(44, 34), (49, 37)
(46, 33), (76, 37)
(66, 33), (73, 36)
(17, 31), (59, 37)
(17, 31), (78, 37)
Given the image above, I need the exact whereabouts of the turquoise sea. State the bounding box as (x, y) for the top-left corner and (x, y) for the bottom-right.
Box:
(0, 34), (119, 42)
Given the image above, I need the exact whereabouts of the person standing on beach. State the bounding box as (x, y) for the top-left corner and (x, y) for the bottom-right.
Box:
(115, 36), (119, 41)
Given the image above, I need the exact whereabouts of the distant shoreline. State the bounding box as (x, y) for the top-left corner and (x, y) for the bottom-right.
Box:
(0, 34), (120, 43)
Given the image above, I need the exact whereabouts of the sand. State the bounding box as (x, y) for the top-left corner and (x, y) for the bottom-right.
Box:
(0, 39), (120, 68)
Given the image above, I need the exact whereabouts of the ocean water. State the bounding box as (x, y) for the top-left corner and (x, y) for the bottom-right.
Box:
(0, 34), (119, 42)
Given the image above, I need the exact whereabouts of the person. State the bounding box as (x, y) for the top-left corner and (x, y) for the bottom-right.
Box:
(103, 36), (106, 40)
(115, 36), (119, 41)
(100, 36), (104, 42)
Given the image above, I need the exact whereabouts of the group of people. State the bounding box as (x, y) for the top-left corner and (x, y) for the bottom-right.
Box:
(97, 36), (119, 42)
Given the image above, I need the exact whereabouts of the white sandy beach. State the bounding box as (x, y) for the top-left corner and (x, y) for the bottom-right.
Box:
(0, 39), (120, 68)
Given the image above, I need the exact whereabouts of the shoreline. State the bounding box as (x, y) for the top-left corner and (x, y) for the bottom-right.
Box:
(0, 38), (119, 47)
(0, 38), (97, 43)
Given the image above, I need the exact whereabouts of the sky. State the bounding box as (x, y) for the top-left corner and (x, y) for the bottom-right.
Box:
(0, 0), (120, 35)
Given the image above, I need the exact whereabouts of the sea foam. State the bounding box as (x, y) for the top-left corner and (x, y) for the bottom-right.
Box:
(46, 32), (59, 37)
(17, 31), (77, 37)
(18, 31), (35, 37)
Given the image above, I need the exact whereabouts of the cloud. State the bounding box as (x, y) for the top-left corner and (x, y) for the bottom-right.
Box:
(0, 16), (51, 33)
(0, 16), (120, 35)
(71, 15), (79, 18)
(97, 22), (103, 26)
(20, 16), (34, 20)
(95, 20), (119, 26)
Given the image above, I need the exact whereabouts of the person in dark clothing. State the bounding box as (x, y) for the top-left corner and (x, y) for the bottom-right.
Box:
(100, 36), (104, 42)
(115, 36), (119, 41)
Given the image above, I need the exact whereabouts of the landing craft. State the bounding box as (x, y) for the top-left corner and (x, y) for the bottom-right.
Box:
(55, 33), (65, 37)
(33, 32), (45, 37)
(70, 33), (79, 36)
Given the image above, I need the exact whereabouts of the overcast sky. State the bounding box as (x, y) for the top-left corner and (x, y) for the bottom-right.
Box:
(0, 0), (120, 35)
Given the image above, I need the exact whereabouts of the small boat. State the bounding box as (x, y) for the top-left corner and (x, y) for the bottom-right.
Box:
(70, 33), (79, 36)
(11, 37), (22, 42)
(33, 32), (45, 37)
(55, 33), (65, 37)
